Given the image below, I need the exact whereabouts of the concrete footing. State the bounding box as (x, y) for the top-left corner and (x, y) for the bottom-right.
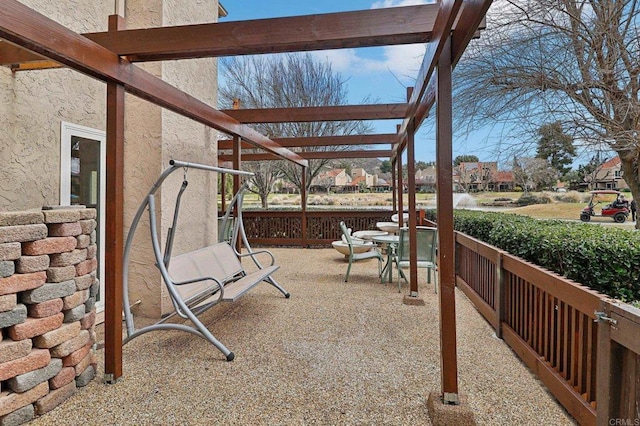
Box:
(427, 392), (476, 425)
(402, 295), (425, 306)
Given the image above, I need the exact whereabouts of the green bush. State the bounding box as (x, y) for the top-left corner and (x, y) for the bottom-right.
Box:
(514, 192), (553, 207)
(424, 209), (640, 302)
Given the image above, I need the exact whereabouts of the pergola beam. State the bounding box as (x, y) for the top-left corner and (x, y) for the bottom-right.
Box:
(391, 1), (491, 161)
(0, 5), (438, 64)
(218, 134), (398, 150)
(0, 0), (307, 167)
(222, 104), (408, 124)
(411, 1), (491, 132)
(452, 1), (493, 66)
(219, 150), (392, 162)
(394, 0), (463, 160)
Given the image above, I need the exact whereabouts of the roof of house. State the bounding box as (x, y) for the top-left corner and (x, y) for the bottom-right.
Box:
(600, 156), (621, 169)
(493, 171), (514, 182)
(350, 176), (367, 186)
(319, 169), (345, 179)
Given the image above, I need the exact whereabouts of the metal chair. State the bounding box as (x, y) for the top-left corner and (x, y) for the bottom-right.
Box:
(396, 226), (437, 293)
(339, 221), (383, 282)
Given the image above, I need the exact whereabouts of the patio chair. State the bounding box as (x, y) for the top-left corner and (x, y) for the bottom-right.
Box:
(396, 226), (438, 293)
(339, 221), (383, 282)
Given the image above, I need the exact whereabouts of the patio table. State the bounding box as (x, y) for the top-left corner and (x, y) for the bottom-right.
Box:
(376, 221), (399, 234)
(372, 234), (400, 284)
(353, 230), (388, 241)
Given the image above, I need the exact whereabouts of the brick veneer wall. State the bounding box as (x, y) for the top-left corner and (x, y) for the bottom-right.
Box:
(0, 208), (98, 424)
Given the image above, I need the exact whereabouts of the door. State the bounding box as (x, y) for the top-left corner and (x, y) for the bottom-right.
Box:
(60, 122), (106, 313)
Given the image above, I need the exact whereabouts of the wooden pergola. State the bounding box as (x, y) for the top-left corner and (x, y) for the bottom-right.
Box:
(0, 0), (491, 405)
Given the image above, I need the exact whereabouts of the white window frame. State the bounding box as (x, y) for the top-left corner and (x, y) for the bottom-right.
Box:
(60, 121), (106, 313)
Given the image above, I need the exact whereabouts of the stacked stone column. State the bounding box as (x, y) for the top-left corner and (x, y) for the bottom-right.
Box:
(0, 208), (98, 425)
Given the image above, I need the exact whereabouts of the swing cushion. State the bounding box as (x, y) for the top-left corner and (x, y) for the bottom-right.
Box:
(168, 242), (279, 303)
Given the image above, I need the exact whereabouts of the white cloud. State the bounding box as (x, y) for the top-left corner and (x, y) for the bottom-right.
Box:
(312, 44), (425, 85)
(371, 0), (433, 8)
(310, 50), (369, 73)
(381, 44), (425, 80)
(310, 1), (431, 88)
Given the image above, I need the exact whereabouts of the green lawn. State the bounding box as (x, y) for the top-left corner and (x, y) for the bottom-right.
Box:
(221, 190), (637, 226)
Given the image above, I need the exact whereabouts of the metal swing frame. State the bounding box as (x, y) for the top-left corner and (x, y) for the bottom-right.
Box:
(122, 159), (289, 360)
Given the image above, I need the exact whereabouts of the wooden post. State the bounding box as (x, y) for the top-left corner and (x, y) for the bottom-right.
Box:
(104, 14), (125, 383)
(220, 172), (226, 214)
(436, 36), (459, 403)
(406, 87), (419, 296)
(495, 252), (504, 338)
(397, 152), (404, 226)
(232, 135), (241, 253)
(391, 159), (397, 213)
(595, 300), (613, 425)
(301, 166), (308, 247)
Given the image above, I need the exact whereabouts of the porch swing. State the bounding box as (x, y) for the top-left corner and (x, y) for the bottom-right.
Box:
(122, 160), (290, 361)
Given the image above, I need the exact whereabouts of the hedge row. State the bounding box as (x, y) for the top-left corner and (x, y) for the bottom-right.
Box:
(424, 209), (640, 302)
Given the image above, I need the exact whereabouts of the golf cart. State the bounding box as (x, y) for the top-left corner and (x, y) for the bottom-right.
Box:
(580, 190), (629, 223)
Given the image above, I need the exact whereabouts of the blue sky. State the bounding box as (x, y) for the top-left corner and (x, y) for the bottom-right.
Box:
(220, 0), (501, 166)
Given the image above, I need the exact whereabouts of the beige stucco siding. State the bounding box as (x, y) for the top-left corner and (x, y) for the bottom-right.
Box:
(157, 0), (219, 315)
(127, 0), (220, 317)
(0, 1), (111, 210)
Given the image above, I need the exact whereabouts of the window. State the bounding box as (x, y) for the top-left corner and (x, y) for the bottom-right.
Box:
(60, 122), (106, 313)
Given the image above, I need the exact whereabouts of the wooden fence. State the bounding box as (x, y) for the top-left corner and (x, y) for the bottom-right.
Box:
(456, 231), (640, 426)
(240, 209), (394, 246)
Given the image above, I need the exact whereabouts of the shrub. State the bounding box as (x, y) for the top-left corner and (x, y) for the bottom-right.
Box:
(514, 195), (534, 206)
(554, 191), (582, 203)
(514, 194), (550, 206)
(425, 209), (640, 302)
(538, 193), (553, 204)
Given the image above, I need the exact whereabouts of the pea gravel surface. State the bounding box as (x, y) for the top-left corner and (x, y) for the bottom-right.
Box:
(32, 248), (576, 425)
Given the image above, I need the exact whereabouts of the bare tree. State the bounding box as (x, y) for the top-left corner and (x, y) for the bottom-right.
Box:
(454, 0), (640, 226)
(219, 53), (372, 208)
(513, 157), (557, 193)
(246, 161), (282, 209)
(456, 164), (473, 193)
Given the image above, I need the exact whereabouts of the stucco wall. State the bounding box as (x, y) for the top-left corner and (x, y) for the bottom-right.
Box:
(1, 1), (221, 318)
(0, 1), (111, 210)
(122, 0), (219, 317)
(158, 1), (219, 315)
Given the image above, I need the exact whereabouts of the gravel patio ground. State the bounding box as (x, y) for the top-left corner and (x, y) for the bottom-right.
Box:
(32, 247), (575, 425)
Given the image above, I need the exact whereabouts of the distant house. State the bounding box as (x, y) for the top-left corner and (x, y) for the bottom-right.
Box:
(488, 171), (515, 192)
(453, 169), (461, 192)
(371, 178), (391, 192)
(345, 175), (368, 192)
(352, 168), (377, 186)
(311, 168), (352, 193)
(591, 156), (628, 190)
(274, 178), (299, 194)
(456, 162), (498, 192)
(415, 166), (437, 192)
